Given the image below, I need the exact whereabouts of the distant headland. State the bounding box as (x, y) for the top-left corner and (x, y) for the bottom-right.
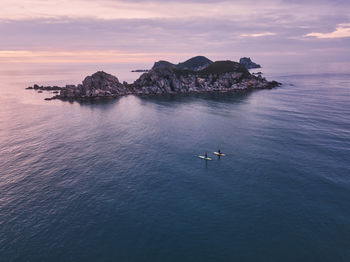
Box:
(239, 57), (261, 69)
(131, 69), (149, 73)
(26, 56), (281, 101)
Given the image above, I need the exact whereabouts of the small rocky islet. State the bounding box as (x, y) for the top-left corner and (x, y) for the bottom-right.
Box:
(239, 57), (262, 69)
(26, 56), (281, 101)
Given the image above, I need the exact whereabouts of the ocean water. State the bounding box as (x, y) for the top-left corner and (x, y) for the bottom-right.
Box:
(0, 63), (350, 261)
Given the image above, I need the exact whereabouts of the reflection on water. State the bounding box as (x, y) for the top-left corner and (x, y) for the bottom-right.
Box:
(138, 91), (253, 105)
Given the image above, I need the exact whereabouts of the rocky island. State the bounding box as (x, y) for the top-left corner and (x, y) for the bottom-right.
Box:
(27, 56), (281, 101)
(239, 57), (261, 69)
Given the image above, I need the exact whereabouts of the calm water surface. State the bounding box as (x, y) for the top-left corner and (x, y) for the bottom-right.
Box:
(0, 64), (350, 261)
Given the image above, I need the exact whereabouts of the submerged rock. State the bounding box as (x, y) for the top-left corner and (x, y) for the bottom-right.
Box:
(26, 84), (62, 91)
(26, 84), (62, 93)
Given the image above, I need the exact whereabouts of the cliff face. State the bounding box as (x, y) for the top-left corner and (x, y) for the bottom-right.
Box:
(239, 57), (261, 69)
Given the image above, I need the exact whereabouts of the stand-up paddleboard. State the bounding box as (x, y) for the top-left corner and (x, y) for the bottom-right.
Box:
(214, 152), (225, 156)
(199, 156), (212, 160)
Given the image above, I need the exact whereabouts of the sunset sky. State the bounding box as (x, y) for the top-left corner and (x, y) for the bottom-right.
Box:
(1, 0), (350, 65)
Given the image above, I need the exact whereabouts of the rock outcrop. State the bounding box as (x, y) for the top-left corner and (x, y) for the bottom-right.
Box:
(152, 60), (175, 70)
(28, 57), (281, 101)
(239, 57), (261, 69)
(48, 71), (132, 100)
(26, 84), (62, 91)
(133, 61), (278, 95)
(59, 71), (132, 99)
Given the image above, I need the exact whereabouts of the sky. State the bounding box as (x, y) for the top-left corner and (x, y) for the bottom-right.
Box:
(0, 0), (350, 66)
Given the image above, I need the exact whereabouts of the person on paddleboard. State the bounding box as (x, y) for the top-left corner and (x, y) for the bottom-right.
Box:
(205, 152), (208, 158)
(218, 149), (221, 154)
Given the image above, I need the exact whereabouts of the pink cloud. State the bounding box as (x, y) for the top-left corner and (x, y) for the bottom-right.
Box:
(306, 24), (350, 39)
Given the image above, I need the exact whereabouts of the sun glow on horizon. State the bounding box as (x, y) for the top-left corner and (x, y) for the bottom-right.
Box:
(0, 50), (199, 63)
(1, 0), (350, 65)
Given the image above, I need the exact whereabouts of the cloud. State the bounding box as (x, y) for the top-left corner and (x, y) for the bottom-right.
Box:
(240, 32), (276, 38)
(1, 0), (348, 21)
(0, 17), (305, 52)
(0, 0), (350, 65)
(306, 23), (350, 39)
(0, 0), (275, 20)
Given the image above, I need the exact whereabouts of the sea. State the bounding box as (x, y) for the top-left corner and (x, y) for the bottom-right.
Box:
(0, 61), (350, 261)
